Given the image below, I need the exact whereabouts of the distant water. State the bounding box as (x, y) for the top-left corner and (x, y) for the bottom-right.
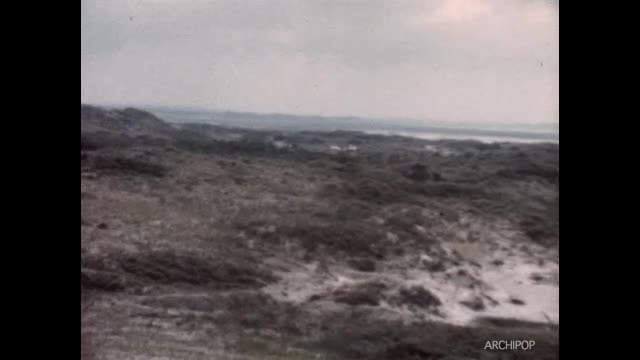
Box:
(364, 130), (558, 144)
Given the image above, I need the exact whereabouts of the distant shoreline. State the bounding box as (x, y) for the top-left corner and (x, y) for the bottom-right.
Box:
(363, 129), (558, 144)
(139, 106), (558, 145)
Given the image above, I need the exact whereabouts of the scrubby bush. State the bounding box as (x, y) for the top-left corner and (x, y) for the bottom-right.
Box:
(278, 220), (386, 258)
(91, 156), (169, 177)
(520, 215), (558, 245)
(117, 251), (277, 288)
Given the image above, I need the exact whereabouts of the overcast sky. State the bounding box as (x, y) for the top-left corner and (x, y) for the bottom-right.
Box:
(81, 0), (558, 125)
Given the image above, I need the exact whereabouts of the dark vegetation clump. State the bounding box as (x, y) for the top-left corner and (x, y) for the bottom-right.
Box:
(81, 254), (126, 291)
(173, 133), (320, 163)
(530, 273), (545, 282)
(91, 156), (169, 177)
(426, 261), (446, 272)
(335, 170), (485, 205)
(384, 208), (433, 239)
(117, 251), (277, 288)
(341, 178), (407, 205)
(509, 297), (526, 305)
(175, 130), (286, 154)
(519, 213), (559, 245)
(333, 201), (376, 221)
(495, 154), (559, 184)
(473, 316), (558, 332)
(388, 286), (442, 310)
(460, 296), (486, 311)
(402, 163), (443, 182)
(382, 343), (446, 360)
(81, 251), (277, 290)
(411, 182), (486, 198)
(81, 131), (165, 149)
(138, 291), (298, 332)
(306, 315), (558, 360)
(81, 270), (126, 292)
(332, 281), (389, 306)
(347, 257), (377, 272)
(274, 220), (387, 258)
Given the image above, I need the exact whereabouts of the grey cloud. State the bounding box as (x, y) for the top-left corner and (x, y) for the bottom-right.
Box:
(81, 0), (558, 125)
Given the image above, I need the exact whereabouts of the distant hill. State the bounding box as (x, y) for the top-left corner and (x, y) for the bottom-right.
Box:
(141, 106), (558, 143)
(81, 104), (176, 137)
